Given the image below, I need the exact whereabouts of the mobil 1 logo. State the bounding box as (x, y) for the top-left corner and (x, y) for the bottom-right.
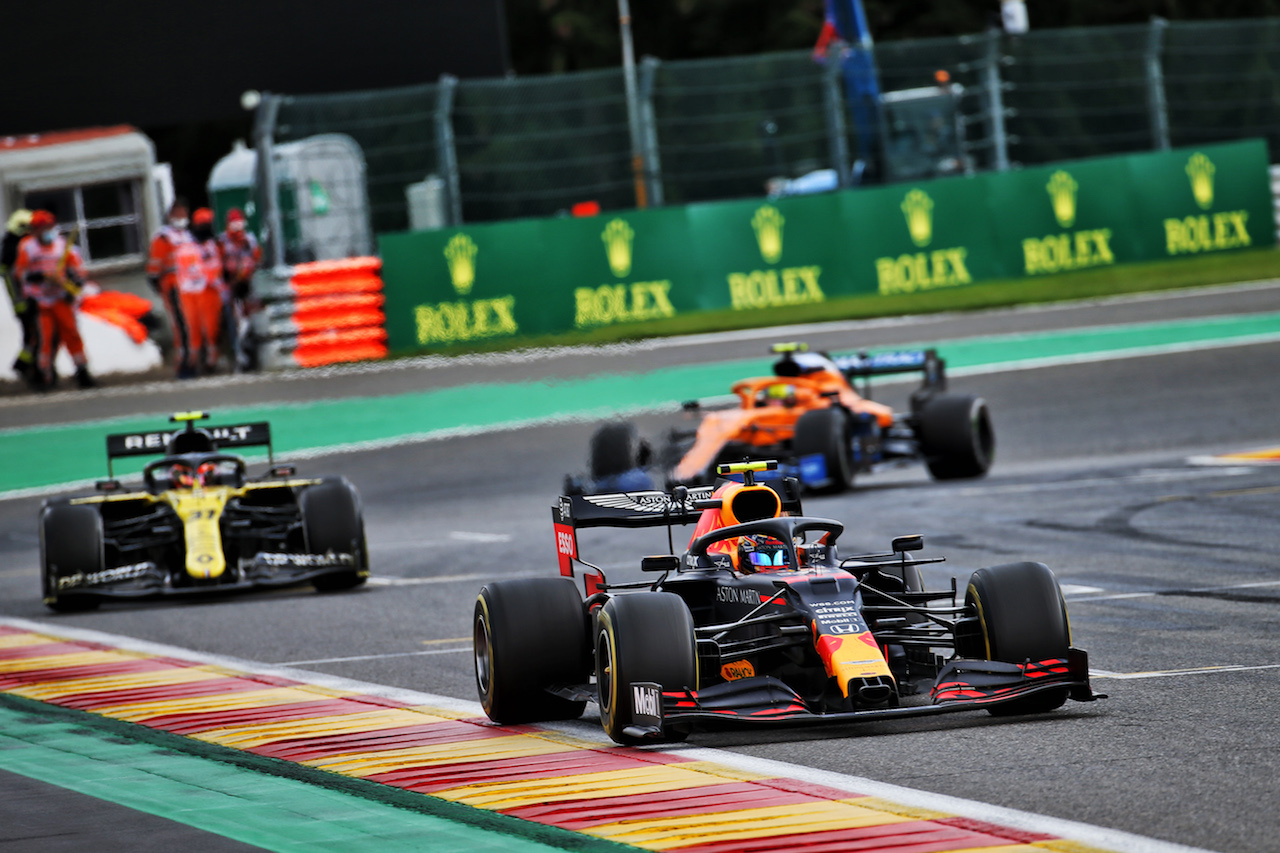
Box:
(811, 600), (870, 636)
(630, 681), (663, 732)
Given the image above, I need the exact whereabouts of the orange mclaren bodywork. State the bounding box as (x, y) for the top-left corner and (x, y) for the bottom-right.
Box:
(672, 367), (893, 483)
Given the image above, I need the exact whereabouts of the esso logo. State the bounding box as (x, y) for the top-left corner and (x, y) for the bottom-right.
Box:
(556, 531), (575, 556)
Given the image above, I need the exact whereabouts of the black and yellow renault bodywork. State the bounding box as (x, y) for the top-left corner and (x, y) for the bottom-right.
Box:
(40, 412), (368, 611)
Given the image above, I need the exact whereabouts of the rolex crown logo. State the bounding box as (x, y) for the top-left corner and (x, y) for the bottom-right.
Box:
(1046, 170), (1078, 229)
(444, 233), (478, 295)
(1186, 152), (1216, 210)
(602, 219), (634, 278)
(752, 205), (785, 264)
(901, 189), (934, 248)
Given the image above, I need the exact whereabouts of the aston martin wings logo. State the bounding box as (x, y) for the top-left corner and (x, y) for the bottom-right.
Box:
(584, 487), (713, 514)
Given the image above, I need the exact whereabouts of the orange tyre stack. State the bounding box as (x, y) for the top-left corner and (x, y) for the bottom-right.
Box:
(268, 257), (388, 368)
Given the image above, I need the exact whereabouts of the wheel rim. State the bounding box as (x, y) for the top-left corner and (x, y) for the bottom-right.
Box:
(596, 630), (614, 714)
(474, 613), (492, 697)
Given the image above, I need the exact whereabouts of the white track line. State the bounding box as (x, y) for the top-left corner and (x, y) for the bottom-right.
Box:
(2, 278), (1278, 414)
(1093, 663), (1280, 680)
(274, 647), (470, 666)
(1069, 579), (1280, 603)
(0, 616), (1215, 853)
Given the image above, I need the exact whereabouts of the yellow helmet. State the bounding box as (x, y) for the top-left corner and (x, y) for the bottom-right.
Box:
(7, 209), (33, 235)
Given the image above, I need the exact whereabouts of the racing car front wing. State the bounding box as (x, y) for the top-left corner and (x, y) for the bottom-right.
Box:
(50, 552), (363, 600)
(619, 649), (1104, 740)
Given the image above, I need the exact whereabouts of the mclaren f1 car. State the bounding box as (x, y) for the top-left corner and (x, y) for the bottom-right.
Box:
(475, 460), (1101, 744)
(39, 411), (368, 611)
(567, 343), (994, 495)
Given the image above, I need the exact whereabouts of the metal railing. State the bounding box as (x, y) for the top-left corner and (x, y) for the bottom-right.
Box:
(251, 17), (1280, 263)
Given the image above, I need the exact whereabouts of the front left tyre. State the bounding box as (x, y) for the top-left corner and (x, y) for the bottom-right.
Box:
(474, 577), (591, 724)
(964, 561), (1071, 715)
(40, 503), (103, 613)
(300, 478), (368, 592)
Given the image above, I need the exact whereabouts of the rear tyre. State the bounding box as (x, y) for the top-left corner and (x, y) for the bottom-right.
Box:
(916, 394), (994, 480)
(301, 478), (368, 592)
(41, 503), (103, 613)
(965, 561), (1071, 715)
(596, 592), (697, 744)
(792, 407), (853, 493)
(589, 422), (641, 479)
(474, 578), (590, 723)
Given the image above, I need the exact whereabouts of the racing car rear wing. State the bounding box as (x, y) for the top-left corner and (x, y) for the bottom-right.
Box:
(104, 416), (274, 478)
(553, 475), (803, 579)
(834, 349), (946, 393)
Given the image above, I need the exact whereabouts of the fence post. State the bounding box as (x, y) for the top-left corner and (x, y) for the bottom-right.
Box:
(638, 56), (665, 207)
(1145, 17), (1171, 151)
(823, 45), (853, 187)
(252, 92), (287, 272)
(983, 29), (1012, 172)
(435, 74), (463, 226)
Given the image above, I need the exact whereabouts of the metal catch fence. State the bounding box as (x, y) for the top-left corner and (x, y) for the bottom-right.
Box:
(253, 16), (1280, 263)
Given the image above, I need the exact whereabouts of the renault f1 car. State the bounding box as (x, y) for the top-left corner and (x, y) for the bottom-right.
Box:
(567, 343), (994, 495)
(39, 411), (368, 611)
(475, 460), (1101, 744)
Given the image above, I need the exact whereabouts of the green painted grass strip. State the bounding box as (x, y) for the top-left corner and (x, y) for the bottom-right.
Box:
(0, 696), (627, 853)
(4, 311), (1279, 494)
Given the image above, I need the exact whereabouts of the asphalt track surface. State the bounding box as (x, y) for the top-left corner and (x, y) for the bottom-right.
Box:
(2, 281), (1279, 852)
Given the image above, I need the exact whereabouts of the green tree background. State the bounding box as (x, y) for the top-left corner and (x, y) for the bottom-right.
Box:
(505, 0), (1280, 74)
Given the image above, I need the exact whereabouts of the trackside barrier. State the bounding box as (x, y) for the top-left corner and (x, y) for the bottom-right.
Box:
(378, 139), (1276, 353)
(253, 257), (388, 369)
(1270, 164), (1280, 241)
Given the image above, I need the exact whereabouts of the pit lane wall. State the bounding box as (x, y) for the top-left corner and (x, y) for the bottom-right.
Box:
(379, 139), (1274, 352)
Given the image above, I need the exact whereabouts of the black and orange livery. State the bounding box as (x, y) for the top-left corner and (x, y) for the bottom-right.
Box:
(477, 460), (1102, 744)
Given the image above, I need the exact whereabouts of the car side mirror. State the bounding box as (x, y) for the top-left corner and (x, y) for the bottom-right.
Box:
(270, 465), (296, 477)
(641, 555), (680, 573)
(892, 534), (923, 552)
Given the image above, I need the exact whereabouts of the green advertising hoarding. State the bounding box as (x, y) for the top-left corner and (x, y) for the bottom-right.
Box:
(686, 192), (852, 311)
(985, 156), (1147, 278)
(379, 139), (1275, 352)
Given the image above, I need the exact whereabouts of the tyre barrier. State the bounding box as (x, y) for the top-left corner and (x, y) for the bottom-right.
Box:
(252, 257), (388, 369)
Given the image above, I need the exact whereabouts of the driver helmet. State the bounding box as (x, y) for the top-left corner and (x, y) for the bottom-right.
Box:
(737, 534), (790, 573)
(756, 383), (796, 408)
(170, 463), (194, 488)
(169, 461), (219, 488)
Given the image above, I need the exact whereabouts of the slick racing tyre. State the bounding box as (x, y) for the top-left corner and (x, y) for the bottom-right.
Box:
(596, 592), (697, 745)
(916, 394), (994, 480)
(589, 421), (642, 479)
(474, 578), (590, 724)
(793, 407), (853, 493)
(301, 478), (368, 592)
(964, 561), (1071, 715)
(41, 503), (103, 612)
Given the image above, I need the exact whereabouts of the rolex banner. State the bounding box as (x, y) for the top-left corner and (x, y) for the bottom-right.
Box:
(379, 139), (1273, 351)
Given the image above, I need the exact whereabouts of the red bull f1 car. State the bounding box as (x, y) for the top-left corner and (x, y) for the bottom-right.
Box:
(39, 411), (368, 611)
(475, 460), (1101, 744)
(567, 343), (994, 495)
